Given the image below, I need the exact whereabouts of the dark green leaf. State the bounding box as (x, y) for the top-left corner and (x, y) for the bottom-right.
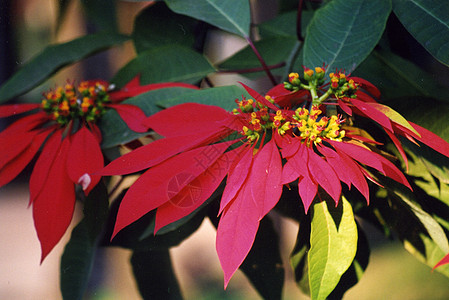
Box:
(133, 2), (197, 53)
(240, 216), (284, 300)
(353, 49), (449, 100)
(259, 10), (314, 39)
(290, 214), (311, 295)
(392, 0), (449, 66)
(308, 196), (358, 300)
(99, 87), (198, 149)
(81, 0), (118, 31)
(60, 220), (97, 300)
(0, 32), (129, 103)
(303, 0), (391, 73)
(165, 0), (250, 37)
(60, 183), (109, 300)
(131, 248), (182, 299)
(218, 37), (298, 79)
(112, 45), (215, 88)
(157, 85), (251, 112)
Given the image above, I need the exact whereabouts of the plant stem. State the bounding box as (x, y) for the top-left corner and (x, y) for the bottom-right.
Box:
(245, 36), (277, 86)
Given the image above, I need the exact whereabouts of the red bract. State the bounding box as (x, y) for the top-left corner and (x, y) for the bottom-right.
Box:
(0, 77), (191, 261)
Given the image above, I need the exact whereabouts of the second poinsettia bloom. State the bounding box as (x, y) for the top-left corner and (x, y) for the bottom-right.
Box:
(0, 76), (196, 262)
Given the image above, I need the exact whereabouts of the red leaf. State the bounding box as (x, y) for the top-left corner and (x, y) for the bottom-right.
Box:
(107, 103), (148, 133)
(239, 82), (279, 111)
(0, 112), (47, 139)
(143, 103), (233, 137)
(355, 90), (378, 103)
(33, 137), (75, 262)
(219, 146), (253, 215)
(216, 181), (260, 288)
(154, 149), (238, 232)
(306, 147), (341, 205)
(267, 84), (309, 108)
(0, 103), (40, 117)
(0, 129), (52, 187)
(249, 139), (283, 219)
(318, 145), (369, 203)
(0, 129), (38, 169)
(384, 129), (409, 172)
(109, 75), (199, 102)
(281, 159), (300, 184)
(329, 140), (411, 190)
(433, 253), (449, 270)
(409, 122), (449, 158)
(98, 130), (232, 176)
(338, 98), (352, 115)
(29, 130), (63, 205)
(351, 98), (393, 133)
(112, 141), (234, 238)
(298, 175), (318, 213)
(66, 126), (104, 195)
(350, 77), (381, 98)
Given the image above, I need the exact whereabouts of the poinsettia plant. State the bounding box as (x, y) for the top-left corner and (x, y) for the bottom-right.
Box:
(1, 0), (449, 299)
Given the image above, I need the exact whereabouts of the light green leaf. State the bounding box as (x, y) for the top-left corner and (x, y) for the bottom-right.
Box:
(308, 196), (358, 300)
(165, 0), (250, 37)
(392, 0), (449, 66)
(157, 85), (251, 112)
(112, 45), (215, 88)
(100, 87), (198, 149)
(367, 102), (420, 136)
(0, 32), (129, 103)
(303, 0), (391, 73)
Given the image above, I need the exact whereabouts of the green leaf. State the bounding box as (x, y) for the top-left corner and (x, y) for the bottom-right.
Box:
(308, 196), (358, 300)
(112, 45), (215, 88)
(131, 248), (182, 299)
(392, 0), (449, 66)
(132, 2), (197, 53)
(240, 216), (284, 300)
(328, 221), (370, 299)
(353, 49), (449, 100)
(60, 220), (96, 300)
(0, 32), (129, 103)
(60, 183), (109, 300)
(165, 0), (250, 37)
(81, 0), (118, 31)
(218, 37), (298, 78)
(259, 10), (314, 39)
(157, 85), (251, 112)
(290, 214), (311, 295)
(303, 0), (391, 73)
(387, 179), (449, 254)
(99, 87), (198, 149)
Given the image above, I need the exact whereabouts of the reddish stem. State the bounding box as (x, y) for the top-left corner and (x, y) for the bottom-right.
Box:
(297, 0), (305, 42)
(245, 36), (277, 86)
